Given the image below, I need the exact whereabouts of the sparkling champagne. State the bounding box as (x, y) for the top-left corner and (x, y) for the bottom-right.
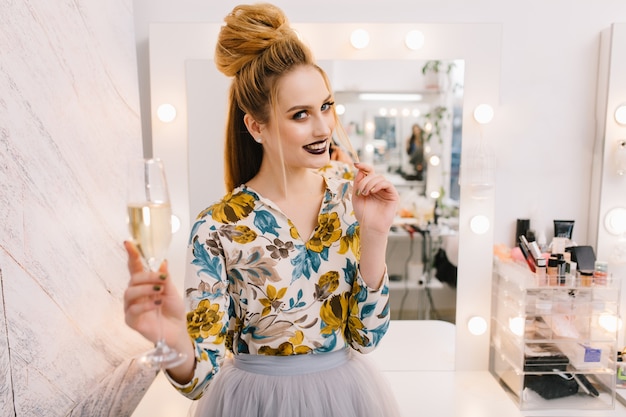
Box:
(127, 202), (172, 269)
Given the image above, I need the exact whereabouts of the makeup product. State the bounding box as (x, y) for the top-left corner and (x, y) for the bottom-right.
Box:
(554, 219), (575, 239)
(593, 261), (608, 286)
(579, 270), (593, 287)
(515, 218), (530, 246)
(572, 373), (600, 397)
(535, 266), (547, 286)
(529, 240), (544, 264)
(562, 254), (574, 283)
(519, 235), (545, 273)
(565, 245), (596, 272)
(547, 258), (559, 286)
(557, 258), (567, 286)
(518, 235), (536, 272)
(551, 237), (567, 254)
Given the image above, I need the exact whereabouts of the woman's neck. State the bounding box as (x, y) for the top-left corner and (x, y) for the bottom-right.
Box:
(246, 164), (324, 202)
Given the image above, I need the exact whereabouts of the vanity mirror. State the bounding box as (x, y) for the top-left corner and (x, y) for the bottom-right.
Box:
(148, 22), (501, 370)
(323, 58), (464, 203)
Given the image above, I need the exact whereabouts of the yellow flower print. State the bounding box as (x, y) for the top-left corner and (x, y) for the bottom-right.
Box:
(346, 312), (367, 346)
(341, 170), (355, 180)
(232, 225), (257, 244)
(319, 292), (349, 335)
(319, 270), (339, 292)
(288, 219), (299, 239)
(346, 282), (369, 346)
(289, 330), (313, 354)
(258, 330), (312, 355)
(339, 224), (360, 258)
(180, 378), (200, 396)
(315, 270), (340, 300)
(187, 299), (225, 344)
(203, 191), (256, 224)
(259, 284), (287, 317)
(306, 212), (342, 253)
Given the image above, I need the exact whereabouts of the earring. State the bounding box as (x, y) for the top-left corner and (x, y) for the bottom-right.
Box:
(255, 137), (263, 144)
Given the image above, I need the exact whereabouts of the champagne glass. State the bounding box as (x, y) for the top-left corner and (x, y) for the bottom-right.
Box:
(127, 157), (187, 369)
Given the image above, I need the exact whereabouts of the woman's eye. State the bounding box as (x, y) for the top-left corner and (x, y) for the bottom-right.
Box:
(293, 110), (307, 120)
(321, 101), (334, 111)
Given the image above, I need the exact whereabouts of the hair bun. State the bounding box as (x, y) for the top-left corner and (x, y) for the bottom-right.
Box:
(215, 3), (295, 77)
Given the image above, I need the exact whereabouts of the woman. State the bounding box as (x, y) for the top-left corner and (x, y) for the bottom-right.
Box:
(124, 4), (400, 416)
(406, 123), (425, 180)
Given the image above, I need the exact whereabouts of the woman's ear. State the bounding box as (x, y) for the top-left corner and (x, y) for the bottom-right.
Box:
(243, 113), (263, 142)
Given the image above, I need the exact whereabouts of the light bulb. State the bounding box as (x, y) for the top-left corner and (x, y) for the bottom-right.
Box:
(157, 103), (177, 123)
(350, 29), (370, 49)
(470, 215), (490, 234)
(508, 317), (525, 336)
(615, 105), (626, 125)
(598, 314), (621, 333)
(468, 316), (487, 336)
(604, 207), (626, 235)
(473, 104), (494, 124)
(405, 30), (425, 50)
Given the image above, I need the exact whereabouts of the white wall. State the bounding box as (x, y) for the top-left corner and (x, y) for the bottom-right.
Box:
(0, 1), (156, 415)
(133, 0), (626, 247)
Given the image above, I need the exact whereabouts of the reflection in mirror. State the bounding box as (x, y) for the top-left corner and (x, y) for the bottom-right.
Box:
(318, 59), (464, 322)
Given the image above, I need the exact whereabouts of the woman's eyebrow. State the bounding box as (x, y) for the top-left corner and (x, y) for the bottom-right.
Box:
(285, 94), (332, 113)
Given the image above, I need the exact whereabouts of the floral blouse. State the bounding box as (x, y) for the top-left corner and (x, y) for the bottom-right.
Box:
(168, 172), (391, 400)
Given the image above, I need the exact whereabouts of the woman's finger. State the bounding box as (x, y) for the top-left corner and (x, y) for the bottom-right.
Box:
(124, 240), (145, 274)
(124, 277), (162, 307)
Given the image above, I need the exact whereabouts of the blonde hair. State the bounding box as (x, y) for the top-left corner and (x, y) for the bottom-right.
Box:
(215, 3), (356, 191)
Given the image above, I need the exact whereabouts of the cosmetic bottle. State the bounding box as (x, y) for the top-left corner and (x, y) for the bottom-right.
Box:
(547, 258), (558, 286)
(558, 259), (568, 286)
(593, 261), (609, 286)
(580, 270), (593, 287)
(554, 219), (575, 239)
(535, 265), (547, 286)
(536, 231), (548, 253)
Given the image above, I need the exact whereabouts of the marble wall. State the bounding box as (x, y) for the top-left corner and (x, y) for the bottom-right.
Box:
(0, 1), (157, 415)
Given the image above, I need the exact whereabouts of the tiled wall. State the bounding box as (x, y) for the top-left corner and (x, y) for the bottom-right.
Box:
(0, 1), (157, 415)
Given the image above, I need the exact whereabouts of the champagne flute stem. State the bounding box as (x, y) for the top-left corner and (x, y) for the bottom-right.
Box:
(155, 297), (165, 346)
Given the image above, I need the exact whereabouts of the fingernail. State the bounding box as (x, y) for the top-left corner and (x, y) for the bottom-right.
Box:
(158, 274), (167, 280)
(356, 189), (361, 196)
(153, 285), (161, 291)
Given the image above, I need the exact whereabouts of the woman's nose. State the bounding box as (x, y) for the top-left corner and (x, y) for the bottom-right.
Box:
(313, 114), (334, 137)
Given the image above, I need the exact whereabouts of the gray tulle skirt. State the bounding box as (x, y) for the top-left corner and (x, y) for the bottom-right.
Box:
(189, 349), (401, 417)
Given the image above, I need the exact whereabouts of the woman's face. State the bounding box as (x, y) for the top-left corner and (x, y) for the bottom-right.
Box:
(261, 65), (336, 170)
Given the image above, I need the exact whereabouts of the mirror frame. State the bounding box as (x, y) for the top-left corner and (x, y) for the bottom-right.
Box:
(148, 22), (502, 371)
(592, 23), (626, 347)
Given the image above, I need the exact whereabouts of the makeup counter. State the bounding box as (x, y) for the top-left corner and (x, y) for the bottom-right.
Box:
(490, 221), (626, 412)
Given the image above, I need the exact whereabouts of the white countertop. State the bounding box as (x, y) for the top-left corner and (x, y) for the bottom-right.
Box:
(131, 320), (626, 417)
(132, 369), (626, 417)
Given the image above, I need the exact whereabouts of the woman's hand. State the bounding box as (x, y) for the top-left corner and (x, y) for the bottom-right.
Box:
(352, 163), (399, 289)
(352, 162), (399, 233)
(123, 241), (188, 349)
